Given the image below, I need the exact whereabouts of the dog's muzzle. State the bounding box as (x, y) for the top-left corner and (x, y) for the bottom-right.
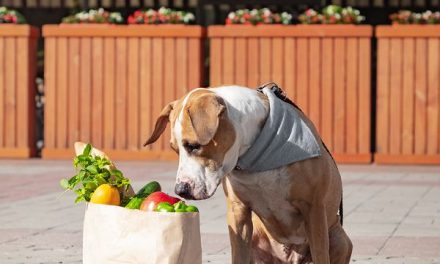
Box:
(175, 182), (193, 199)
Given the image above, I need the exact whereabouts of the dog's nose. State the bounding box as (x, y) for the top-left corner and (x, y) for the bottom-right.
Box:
(175, 182), (192, 199)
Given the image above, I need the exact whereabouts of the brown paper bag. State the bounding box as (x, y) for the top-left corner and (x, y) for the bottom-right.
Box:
(83, 203), (202, 264)
(74, 142), (202, 263)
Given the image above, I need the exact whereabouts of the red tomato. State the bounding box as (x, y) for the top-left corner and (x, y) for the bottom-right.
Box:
(140, 191), (180, 211)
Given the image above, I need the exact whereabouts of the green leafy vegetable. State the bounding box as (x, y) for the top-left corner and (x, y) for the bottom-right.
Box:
(60, 143), (131, 203)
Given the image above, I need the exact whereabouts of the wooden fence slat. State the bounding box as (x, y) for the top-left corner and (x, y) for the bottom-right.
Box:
(358, 38), (371, 154)
(103, 38), (115, 150)
(0, 38), (3, 147)
(223, 38), (235, 85)
(56, 37), (68, 149)
(247, 38), (259, 88)
(139, 38), (152, 150)
(259, 37), (271, 86)
(296, 38), (308, 112)
(175, 38), (188, 97)
(68, 37), (80, 148)
(163, 37), (175, 151)
(334, 38), (346, 154)
(210, 38), (222, 86)
(346, 38), (358, 154)
(414, 38), (427, 155)
(152, 37), (164, 150)
(284, 38), (295, 102)
(45, 38), (56, 149)
(427, 38), (439, 154)
(321, 38), (333, 149)
(115, 38), (128, 149)
(389, 38), (403, 154)
(92, 37), (104, 149)
(283, 38), (295, 100)
(401, 38), (415, 155)
(80, 37), (92, 144)
(271, 37), (284, 88)
(128, 37), (140, 150)
(309, 37), (321, 132)
(5, 37), (16, 148)
(16, 38), (29, 148)
(235, 38), (247, 86)
(438, 39), (440, 154)
(376, 39), (390, 154)
(188, 38), (202, 89)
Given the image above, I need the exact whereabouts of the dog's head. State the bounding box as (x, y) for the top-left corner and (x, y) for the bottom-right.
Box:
(144, 89), (239, 200)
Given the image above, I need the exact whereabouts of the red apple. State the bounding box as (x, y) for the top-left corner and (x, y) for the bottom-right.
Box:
(140, 191), (180, 211)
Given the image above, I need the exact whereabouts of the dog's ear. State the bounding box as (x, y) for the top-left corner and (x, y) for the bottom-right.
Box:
(187, 95), (225, 145)
(144, 101), (176, 146)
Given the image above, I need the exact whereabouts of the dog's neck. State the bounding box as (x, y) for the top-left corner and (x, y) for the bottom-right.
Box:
(210, 86), (269, 156)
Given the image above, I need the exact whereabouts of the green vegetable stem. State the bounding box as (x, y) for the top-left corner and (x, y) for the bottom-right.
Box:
(60, 143), (131, 203)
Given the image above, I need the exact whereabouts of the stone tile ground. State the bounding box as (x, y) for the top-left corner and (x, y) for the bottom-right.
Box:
(0, 160), (439, 263)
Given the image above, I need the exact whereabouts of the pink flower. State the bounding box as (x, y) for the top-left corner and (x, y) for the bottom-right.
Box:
(127, 15), (136, 24)
(134, 10), (143, 17)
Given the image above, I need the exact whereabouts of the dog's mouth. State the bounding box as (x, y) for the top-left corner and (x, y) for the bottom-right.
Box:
(176, 183), (219, 200)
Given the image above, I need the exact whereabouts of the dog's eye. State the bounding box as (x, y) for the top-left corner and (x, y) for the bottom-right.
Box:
(183, 142), (201, 153)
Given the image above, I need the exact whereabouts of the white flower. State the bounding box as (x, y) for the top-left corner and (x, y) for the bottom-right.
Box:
(77, 12), (88, 21)
(159, 7), (167, 14)
(184, 13), (195, 23)
(228, 12), (236, 19)
(250, 9), (259, 16)
(262, 8), (271, 16)
(281, 12), (292, 20)
(146, 9), (155, 16)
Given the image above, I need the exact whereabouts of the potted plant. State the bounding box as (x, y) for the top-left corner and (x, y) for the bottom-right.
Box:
(0, 7), (38, 158)
(208, 5), (372, 163)
(42, 7), (204, 160)
(375, 10), (440, 164)
(127, 7), (195, 25)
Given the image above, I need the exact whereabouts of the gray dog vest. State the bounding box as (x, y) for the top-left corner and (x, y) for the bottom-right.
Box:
(236, 87), (321, 172)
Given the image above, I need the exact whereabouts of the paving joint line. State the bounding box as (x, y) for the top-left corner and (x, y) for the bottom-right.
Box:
(375, 185), (434, 255)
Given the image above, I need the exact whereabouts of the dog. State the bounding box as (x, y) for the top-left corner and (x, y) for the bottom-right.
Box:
(144, 84), (352, 264)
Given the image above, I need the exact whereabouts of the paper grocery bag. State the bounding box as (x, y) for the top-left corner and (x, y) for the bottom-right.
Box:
(83, 203), (202, 264)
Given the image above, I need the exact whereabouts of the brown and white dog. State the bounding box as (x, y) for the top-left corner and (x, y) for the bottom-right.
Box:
(144, 85), (352, 264)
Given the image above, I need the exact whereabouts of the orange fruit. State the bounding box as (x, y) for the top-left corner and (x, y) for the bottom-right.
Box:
(90, 184), (120, 206)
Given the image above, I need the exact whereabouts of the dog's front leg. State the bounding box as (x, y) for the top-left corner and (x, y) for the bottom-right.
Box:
(303, 203), (331, 264)
(223, 178), (253, 264)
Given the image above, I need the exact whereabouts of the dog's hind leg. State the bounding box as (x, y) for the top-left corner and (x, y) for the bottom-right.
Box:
(328, 223), (352, 264)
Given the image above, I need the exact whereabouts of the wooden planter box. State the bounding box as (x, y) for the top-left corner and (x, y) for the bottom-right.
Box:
(376, 25), (440, 164)
(0, 25), (38, 158)
(208, 25), (373, 163)
(42, 25), (204, 160)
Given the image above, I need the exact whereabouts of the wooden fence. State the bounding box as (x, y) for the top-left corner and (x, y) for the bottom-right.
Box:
(0, 25), (38, 158)
(209, 25), (373, 163)
(42, 25), (204, 159)
(376, 26), (440, 164)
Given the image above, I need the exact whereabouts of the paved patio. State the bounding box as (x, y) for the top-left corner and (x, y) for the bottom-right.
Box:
(0, 159), (439, 264)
